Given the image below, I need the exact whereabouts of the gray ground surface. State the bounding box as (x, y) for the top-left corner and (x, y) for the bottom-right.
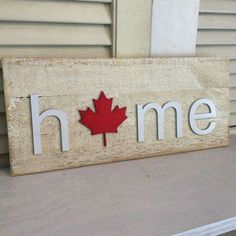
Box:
(0, 135), (236, 236)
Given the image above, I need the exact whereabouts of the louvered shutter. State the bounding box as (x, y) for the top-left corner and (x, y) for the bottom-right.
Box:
(196, 0), (236, 127)
(0, 0), (114, 167)
(0, 0), (113, 58)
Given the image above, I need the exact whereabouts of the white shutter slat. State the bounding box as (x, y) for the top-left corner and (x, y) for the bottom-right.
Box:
(196, 45), (236, 58)
(229, 60), (236, 74)
(197, 30), (236, 45)
(200, 0), (236, 12)
(0, 0), (112, 24)
(230, 74), (236, 87)
(230, 113), (236, 126)
(230, 100), (236, 113)
(0, 23), (111, 46)
(198, 13), (236, 29)
(230, 88), (236, 99)
(0, 46), (111, 60)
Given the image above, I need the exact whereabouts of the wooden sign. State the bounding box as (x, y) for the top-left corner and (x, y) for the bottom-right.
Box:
(2, 58), (229, 176)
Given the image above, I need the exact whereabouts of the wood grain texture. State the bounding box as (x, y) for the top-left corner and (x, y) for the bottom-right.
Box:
(2, 58), (230, 175)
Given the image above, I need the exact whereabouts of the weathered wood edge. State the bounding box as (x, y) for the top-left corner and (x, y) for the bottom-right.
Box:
(1, 56), (229, 66)
(10, 140), (229, 176)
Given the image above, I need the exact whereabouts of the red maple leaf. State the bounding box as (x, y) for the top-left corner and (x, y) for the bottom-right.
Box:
(79, 91), (127, 146)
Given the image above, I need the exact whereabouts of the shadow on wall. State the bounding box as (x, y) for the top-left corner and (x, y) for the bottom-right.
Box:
(0, 69), (9, 168)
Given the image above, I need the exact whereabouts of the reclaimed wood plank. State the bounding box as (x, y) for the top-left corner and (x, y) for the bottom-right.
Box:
(2, 58), (229, 175)
(2, 58), (229, 98)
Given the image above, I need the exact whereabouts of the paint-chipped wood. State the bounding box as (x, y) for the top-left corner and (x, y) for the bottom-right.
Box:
(2, 58), (230, 175)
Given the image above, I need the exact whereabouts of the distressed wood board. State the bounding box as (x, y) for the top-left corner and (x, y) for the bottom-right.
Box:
(2, 58), (230, 175)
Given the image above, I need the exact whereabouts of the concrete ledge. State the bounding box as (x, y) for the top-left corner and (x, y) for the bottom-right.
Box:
(0, 134), (236, 236)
